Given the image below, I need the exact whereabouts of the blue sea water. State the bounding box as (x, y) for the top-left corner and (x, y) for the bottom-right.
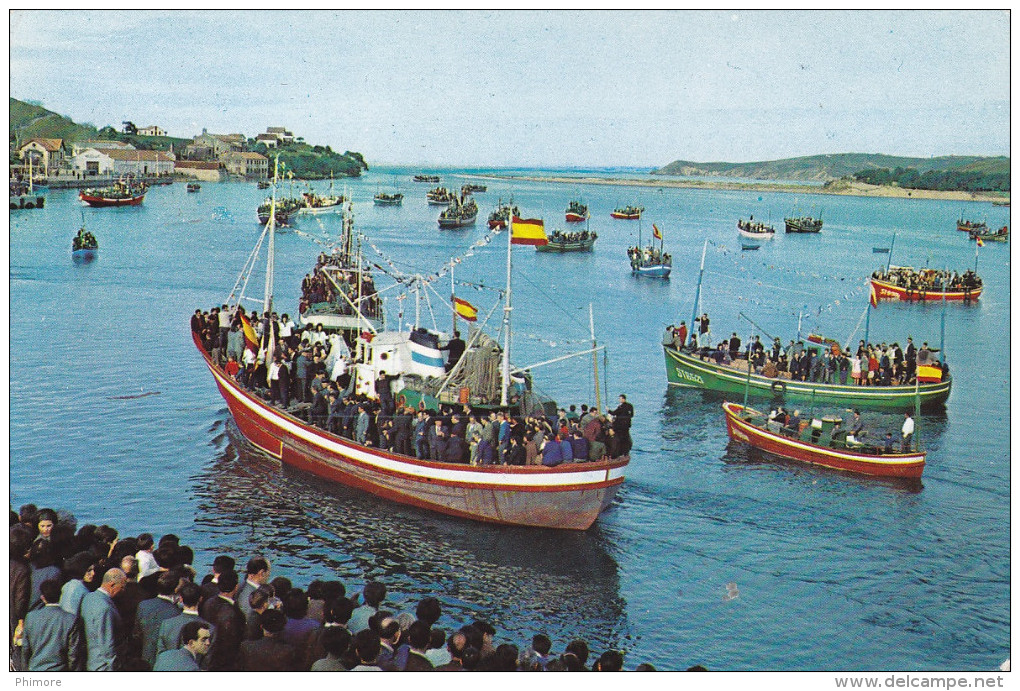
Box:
(9, 168), (1010, 671)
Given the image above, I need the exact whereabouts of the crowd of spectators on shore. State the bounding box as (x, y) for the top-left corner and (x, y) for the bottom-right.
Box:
(664, 314), (944, 386)
(10, 503), (682, 672)
(192, 304), (634, 467)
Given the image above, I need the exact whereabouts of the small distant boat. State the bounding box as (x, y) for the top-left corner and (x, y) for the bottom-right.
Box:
(10, 158), (46, 210)
(969, 226), (1009, 243)
(627, 221), (670, 278)
(536, 229), (597, 253)
(462, 183), (486, 194)
(565, 200), (589, 223)
(187, 183), (201, 193)
(722, 402), (925, 479)
(257, 197), (303, 225)
(427, 187), (456, 205)
(71, 223), (98, 262)
(373, 191), (404, 206)
(79, 179), (147, 207)
(740, 242), (761, 251)
(438, 196), (478, 228)
(784, 216), (822, 233)
(611, 205), (643, 220)
(487, 199), (519, 229)
(257, 180), (271, 189)
(992, 200), (1009, 207)
(737, 218), (775, 240)
(957, 218), (988, 233)
(413, 174), (440, 183)
(298, 182), (344, 214)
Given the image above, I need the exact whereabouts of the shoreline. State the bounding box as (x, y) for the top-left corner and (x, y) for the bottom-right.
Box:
(475, 174), (1009, 204)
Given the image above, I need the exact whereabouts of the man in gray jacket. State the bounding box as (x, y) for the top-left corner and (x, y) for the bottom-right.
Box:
(23, 579), (82, 671)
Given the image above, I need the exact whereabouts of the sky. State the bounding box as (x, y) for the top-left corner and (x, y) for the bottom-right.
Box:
(9, 10), (1011, 168)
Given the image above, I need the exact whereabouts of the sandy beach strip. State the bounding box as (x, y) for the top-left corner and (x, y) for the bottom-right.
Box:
(473, 174), (1009, 204)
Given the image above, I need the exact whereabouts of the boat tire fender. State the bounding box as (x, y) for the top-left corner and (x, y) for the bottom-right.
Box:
(771, 380), (786, 396)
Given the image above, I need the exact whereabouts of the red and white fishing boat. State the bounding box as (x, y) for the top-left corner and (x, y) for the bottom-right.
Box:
(194, 160), (628, 530)
(610, 205), (643, 220)
(870, 275), (983, 302)
(722, 402), (925, 479)
(79, 179), (147, 207)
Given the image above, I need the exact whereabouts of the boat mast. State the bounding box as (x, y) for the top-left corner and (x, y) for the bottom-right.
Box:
(264, 157), (279, 315)
(886, 231), (896, 274)
(689, 239), (708, 346)
(500, 215), (514, 407)
(451, 259), (457, 334)
(590, 303), (601, 412)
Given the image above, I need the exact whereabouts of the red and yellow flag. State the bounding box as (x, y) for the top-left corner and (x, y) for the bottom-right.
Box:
(869, 283), (879, 308)
(453, 296), (478, 322)
(652, 223), (662, 240)
(976, 236), (984, 247)
(916, 363), (942, 383)
(511, 216), (548, 246)
(239, 311), (258, 351)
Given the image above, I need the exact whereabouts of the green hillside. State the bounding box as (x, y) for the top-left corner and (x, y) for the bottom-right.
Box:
(653, 153), (1010, 182)
(10, 98), (99, 145)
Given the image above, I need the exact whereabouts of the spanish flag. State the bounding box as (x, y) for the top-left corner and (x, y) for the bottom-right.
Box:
(239, 311), (258, 352)
(453, 296), (478, 322)
(976, 236), (984, 247)
(511, 216), (548, 246)
(916, 363), (942, 383)
(652, 223), (662, 240)
(869, 282), (879, 308)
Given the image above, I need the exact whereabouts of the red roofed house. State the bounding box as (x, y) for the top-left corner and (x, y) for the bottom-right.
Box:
(175, 160), (224, 182)
(18, 138), (65, 174)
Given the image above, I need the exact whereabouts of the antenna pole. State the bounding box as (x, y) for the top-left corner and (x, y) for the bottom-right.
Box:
(590, 303), (601, 412)
(500, 216), (514, 406)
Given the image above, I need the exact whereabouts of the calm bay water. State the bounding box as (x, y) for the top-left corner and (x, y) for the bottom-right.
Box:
(9, 168), (1010, 671)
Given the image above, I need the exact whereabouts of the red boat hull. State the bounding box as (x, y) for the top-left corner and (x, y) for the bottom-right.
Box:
(488, 220), (506, 229)
(723, 402), (925, 478)
(79, 192), (145, 207)
(870, 278), (981, 302)
(195, 335), (626, 529)
(565, 213), (586, 223)
(610, 212), (640, 220)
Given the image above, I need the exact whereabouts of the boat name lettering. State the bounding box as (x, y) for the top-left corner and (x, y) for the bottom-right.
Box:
(677, 369), (705, 385)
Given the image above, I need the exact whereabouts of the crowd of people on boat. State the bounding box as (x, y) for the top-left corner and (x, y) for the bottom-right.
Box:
(192, 304), (634, 467)
(298, 253), (382, 318)
(664, 315), (945, 386)
(872, 267), (982, 292)
(627, 246), (671, 269)
(755, 407), (918, 454)
(737, 217), (774, 233)
(548, 229), (596, 245)
(72, 226), (98, 251)
(10, 502), (675, 671)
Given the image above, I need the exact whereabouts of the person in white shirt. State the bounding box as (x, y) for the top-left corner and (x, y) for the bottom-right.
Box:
(901, 413), (915, 451)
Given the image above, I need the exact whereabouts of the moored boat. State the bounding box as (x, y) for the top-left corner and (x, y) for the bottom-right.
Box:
(187, 182), (201, 193)
(536, 229), (597, 253)
(79, 179), (147, 207)
(870, 267), (983, 302)
(258, 197), (303, 225)
(373, 191), (404, 206)
(464, 183), (486, 193)
(784, 216), (822, 233)
(257, 180), (271, 189)
(610, 205), (643, 220)
(737, 218), (775, 240)
(722, 402), (925, 478)
(565, 200), (589, 223)
(413, 174), (440, 183)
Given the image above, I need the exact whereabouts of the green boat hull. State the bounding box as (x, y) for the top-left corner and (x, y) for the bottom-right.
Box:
(663, 346), (950, 412)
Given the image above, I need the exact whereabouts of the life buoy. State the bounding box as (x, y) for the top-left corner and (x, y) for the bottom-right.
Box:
(770, 380), (786, 396)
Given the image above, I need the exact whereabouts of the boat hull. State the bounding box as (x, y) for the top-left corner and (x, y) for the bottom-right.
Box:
(565, 213), (587, 223)
(664, 345), (950, 412)
(722, 402), (925, 478)
(79, 192), (145, 207)
(438, 214), (478, 229)
(196, 336), (625, 529)
(536, 239), (595, 253)
(784, 219), (822, 233)
(870, 278), (982, 302)
(738, 227), (775, 240)
(610, 212), (641, 219)
(632, 264), (671, 278)
(71, 248), (97, 262)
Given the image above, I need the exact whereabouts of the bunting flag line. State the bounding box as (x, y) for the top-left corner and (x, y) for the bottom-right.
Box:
(511, 217), (549, 246)
(452, 296), (478, 322)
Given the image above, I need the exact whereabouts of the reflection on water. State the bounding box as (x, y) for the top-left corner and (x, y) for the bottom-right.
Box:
(189, 419), (629, 650)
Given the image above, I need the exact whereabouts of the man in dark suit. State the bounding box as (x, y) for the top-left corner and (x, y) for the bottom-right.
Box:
(152, 621), (211, 671)
(200, 571), (245, 671)
(236, 557), (271, 623)
(156, 582), (209, 659)
(134, 571), (182, 667)
(238, 609), (298, 671)
(403, 620), (435, 671)
(23, 579), (82, 671)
